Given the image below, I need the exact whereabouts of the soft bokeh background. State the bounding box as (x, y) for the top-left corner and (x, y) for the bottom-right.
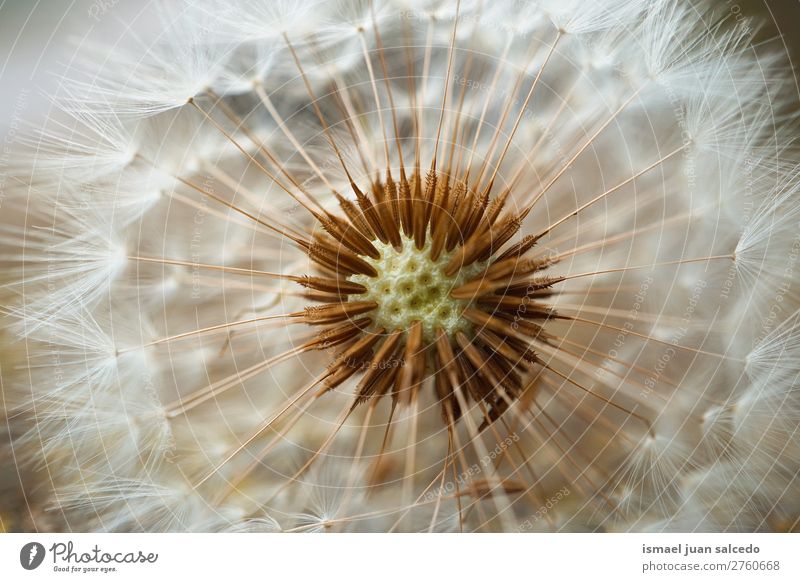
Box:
(1, 0), (799, 134)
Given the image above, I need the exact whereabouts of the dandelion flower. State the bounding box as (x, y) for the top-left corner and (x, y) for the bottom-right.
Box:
(2, 0), (800, 532)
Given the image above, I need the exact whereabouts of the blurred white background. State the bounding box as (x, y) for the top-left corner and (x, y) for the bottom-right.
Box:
(0, 0), (154, 134)
(1, 0), (798, 136)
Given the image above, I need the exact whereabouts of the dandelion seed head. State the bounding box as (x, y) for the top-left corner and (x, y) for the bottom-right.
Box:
(3, 0), (799, 533)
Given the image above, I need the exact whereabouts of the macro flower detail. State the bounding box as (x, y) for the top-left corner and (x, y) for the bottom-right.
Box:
(258, 160), (568, 432)
(2, 0), (799, 533)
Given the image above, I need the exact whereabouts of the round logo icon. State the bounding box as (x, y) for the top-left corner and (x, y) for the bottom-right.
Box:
(20, 542), (46, 570)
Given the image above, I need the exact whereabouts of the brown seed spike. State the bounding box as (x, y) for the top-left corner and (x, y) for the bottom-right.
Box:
(329, 327), (386, 370)
(353, 360), (400, 409)
(454, 332), (498, 401)
(371, 177), (385, 206)
(413, 169), (437, 249)
(481, 257), (527, 282)
(462, 308), (534, 345)
(460, 259), (558, 297)
(429, 177), (455, 262)
(353, 330), (403, 406)
(398, 172), (413, 238)
(412, 196), (428, 250)
(303, 301), (378, 325)
(442, 180), (465, 242)
(374, 171), (402, 248)
(395, 320), (425, 404)
(296, 275), (367, 295)
(336, 193), (375, 240)
(453, 254), (553, 299)
(433, 329), (462, 424)
(449, 277), (504, 301)
(502, 275), (565, 297)
(445, 214), (522, 276)
(463, 189), (491, 239)
(485, 350), (523, 392)
(474, 328), (533, 367)
(423, 169), (438, 223)
(483, 188), (511, 228)
(495, 312), (552, 343)
(453, 363), (479, 422)
(314, 318), (372, 350)
(443, 246), (467, 278)
(476, 295), (555, 319)
(384, 172), (400, 224)
(352, 181), (388, 244)
(429, 174), (450, 237)
(301, 291), (349, 303)
(434, 368), (461, 425)
(320, 214), (380, 259)
(306, 243), (344, 274)
(494, 233), (542, 262)
(308, 243), (378, 277)
(322, 359), (365, 391)
(429, 221), (449, 266)
(476, 215), (523, 263)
